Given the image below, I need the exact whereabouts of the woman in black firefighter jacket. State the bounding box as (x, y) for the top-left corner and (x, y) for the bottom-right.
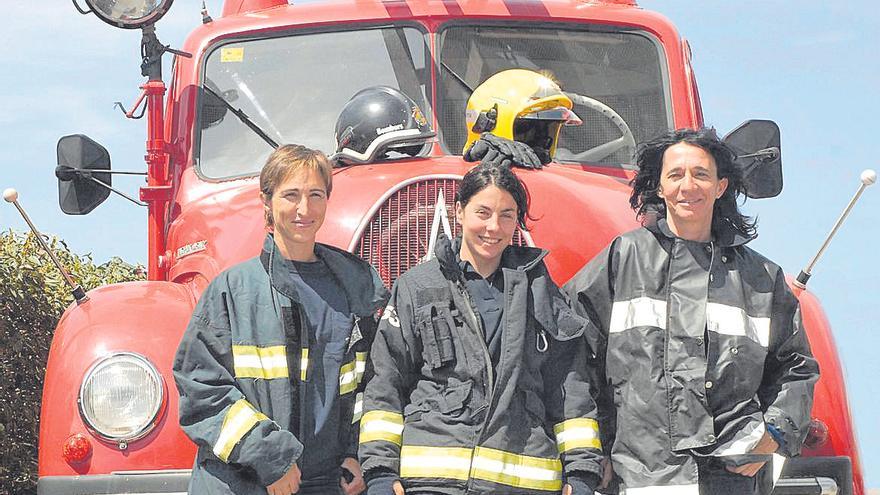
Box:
(173, 145), (388, 495)
(359, 162), (604, 495)
(565, 128), (819, 494)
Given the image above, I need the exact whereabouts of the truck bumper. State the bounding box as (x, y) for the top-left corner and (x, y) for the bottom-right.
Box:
(773, 456), (853, 495)
(37, 470), (190, 495)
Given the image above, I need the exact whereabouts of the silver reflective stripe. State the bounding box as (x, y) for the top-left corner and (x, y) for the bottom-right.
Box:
(610, 297), (667, 333)
(713, 420), (766, 456)
(706, 303), (770, 347)
(622, 484), (700, 495)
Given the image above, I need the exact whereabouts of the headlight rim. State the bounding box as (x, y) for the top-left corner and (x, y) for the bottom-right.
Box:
(78, 351), (166, 444)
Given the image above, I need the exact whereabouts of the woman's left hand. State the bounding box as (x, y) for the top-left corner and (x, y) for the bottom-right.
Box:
(340, 457), (367, 495)
(726, 431), (779, 477)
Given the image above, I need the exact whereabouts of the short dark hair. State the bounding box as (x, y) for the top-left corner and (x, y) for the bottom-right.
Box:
(456, 163), (531, 230)
(630, 127), (756, 239)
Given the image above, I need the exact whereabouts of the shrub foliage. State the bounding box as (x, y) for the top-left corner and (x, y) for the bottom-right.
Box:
(0, 230), (143, 494)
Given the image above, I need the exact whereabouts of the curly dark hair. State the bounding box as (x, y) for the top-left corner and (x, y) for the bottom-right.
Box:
(457, 162), (532, 231)
(629, 127), (756, 239)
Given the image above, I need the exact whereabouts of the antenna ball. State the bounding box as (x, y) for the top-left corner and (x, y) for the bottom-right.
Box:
(3, 188), (18, 203)
(861, 169), (877, 186)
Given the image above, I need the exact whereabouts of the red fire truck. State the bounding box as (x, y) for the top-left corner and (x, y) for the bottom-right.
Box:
(31, 0), (862, 493)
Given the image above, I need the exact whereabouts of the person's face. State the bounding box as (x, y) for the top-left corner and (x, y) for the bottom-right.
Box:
(262, 168), (328, 249)
(455, 184), (518, 267)
(659, 142), (728, 235)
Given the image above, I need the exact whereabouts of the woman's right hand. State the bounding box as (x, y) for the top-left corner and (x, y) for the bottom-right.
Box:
(267, 463), (301, 495)
(392, 481), (405, 495)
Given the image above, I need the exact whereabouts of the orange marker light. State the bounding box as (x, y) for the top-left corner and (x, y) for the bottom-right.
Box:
(62, 433), (92, 464)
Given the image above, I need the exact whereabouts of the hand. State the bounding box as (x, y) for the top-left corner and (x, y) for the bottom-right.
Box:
(393, 481), (405, 495)
(340, 457), (367, 495)
(599, 456), (614, 490)
(463, 133), (544, 169)
(726, 431), (778, 477)
(267, 463), (301, 495)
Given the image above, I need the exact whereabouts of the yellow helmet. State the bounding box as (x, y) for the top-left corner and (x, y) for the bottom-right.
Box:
(463, 69), (581, 159)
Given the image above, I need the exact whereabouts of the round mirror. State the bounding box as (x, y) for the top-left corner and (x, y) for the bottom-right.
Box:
(85, 0), (174, 29)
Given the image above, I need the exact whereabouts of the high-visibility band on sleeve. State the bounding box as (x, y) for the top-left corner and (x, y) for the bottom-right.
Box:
(213, 399), (269, 462)
(340, 361), (357, 395)
(359, 410), (404, 445)
(553, 418), (602, 453)
(400, 446), (473, 481)
(232, 345), (288, 379)
(355, 351), (368, 383)
(352, 392), (364, 424)
(300, 348), (309, 381)
(471, 446), (562, 491)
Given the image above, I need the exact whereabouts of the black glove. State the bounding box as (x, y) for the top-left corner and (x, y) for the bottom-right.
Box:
(566, 472), (600, 495)
(463, 133), (545, 169)
(365, 469), (399, 495)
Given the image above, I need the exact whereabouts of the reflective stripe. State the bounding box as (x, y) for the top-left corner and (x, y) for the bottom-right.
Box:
(622, 484), (700, 495)
(232, 345), (288, 379)
(355, 351), (368, 383)
(340, 361), (357, 395)
(300, 348), (309, 381)
(359, 410), (404, 445)
(213, 399), (268, 462)
(610, 297), (667, 333)
(706, 303), (770, 347)
(553, 418), (601, 453)
(471, 446), (562, 491)
(352, 392), (364, 424)
(400, 446), (473, 480)
(713, 421), (766, 456)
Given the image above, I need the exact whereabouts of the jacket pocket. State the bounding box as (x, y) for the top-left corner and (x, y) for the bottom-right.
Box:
(417, 305), (457, 370)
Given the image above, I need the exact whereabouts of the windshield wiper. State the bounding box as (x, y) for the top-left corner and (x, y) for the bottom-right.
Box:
(203, 84), (279, 149)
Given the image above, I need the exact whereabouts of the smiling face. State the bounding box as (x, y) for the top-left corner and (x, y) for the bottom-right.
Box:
(455, 184), (518, 276)
(659, 142), (729, 241)
(262, 168), (328, 260)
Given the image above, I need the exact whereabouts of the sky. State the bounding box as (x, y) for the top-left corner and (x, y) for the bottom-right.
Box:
(1, 0), (878, 487)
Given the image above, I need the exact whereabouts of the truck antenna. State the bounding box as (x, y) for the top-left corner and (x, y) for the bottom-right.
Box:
(3, 188), (89, 304)
(794, 169), (876, 288)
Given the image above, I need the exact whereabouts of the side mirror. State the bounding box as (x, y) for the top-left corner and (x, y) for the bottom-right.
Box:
(56, 134), (112, 215)
(723, 119), (782, 199)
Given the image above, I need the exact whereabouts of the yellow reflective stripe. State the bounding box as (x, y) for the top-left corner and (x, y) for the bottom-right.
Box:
(300, 348), (309, 381)
(553, 418), (602, 453)
(340, 361), (357, 395)
(359, 410), (404, 445)
(352, 392), (364, 424)
(213, 399), (268, 462)
(355, 351), (368, 383)
(232, 345), (288, 379)
(470, 446), (562, 491)
(400, 446), (473, 480)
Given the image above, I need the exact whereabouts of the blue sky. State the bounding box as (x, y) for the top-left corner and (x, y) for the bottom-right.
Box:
(2, 0), (877, 486)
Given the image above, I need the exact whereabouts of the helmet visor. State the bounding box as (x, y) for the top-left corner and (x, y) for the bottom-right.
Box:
(513, 119), (563, 153)
(519, 106), (582, 126)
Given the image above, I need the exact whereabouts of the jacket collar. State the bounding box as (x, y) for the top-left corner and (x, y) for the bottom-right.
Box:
(650, 217), (753, 248)
(435, 234), (548, 282)
(260, 234), (388, 316)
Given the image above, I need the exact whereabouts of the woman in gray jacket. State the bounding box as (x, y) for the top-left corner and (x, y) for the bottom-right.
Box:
(565, 128), (818, 494)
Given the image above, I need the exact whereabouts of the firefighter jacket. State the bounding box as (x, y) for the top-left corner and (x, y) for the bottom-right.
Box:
(564, 219), (819, 494)
(359, 234), (604, 494)
(173, 235), (388, 494)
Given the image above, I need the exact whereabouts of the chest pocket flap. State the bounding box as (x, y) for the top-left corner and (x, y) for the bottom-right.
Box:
(417, 304), (457, 369)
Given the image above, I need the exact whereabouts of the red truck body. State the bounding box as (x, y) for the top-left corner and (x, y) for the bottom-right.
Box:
(35, 1), (863, 494)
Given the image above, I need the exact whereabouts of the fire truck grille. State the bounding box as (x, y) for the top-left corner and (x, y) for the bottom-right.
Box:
(354, 178), (528, 289)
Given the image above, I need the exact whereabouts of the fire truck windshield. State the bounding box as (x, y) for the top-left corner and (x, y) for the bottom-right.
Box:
(438, 24), (671, 168)
(197, 22), (670, 178)
(198, 25), (431, 179)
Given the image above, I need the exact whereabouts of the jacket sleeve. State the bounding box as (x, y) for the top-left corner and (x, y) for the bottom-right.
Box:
(173, 284), (303, 486)
(340, 315), (381, 461)
(562, 242), (618, 454)
(759, 270), (820, 457)
(358, 277), (419, 478)
(541, 264), (604, 481)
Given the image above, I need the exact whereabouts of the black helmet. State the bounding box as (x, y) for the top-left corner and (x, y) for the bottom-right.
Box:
(332, 86), (435, 165)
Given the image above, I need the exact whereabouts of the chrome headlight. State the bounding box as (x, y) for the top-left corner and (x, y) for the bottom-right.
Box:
(84, 0), (174, 29)
(79, 352), (165, 444)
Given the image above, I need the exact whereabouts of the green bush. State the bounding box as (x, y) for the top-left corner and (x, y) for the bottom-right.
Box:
(0, 230), (144, 495)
